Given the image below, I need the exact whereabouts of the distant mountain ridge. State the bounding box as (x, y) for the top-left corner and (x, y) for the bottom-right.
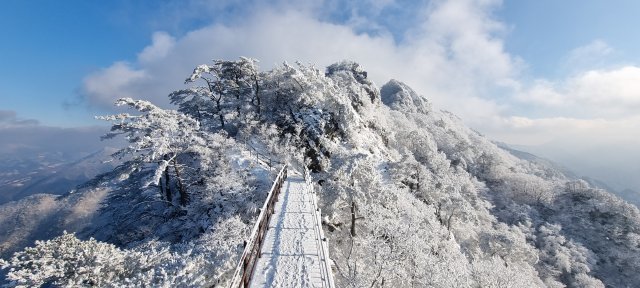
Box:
(501, 142), (640, 208)
(496, 142), (577, 178)
(0, 147), (120, 204)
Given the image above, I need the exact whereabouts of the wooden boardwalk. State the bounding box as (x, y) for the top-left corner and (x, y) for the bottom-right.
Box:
(249, 172), (334, 288)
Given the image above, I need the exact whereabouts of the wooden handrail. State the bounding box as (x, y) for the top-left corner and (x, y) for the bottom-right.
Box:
(304, 167), (336, 288)
(228, 164), (288, 288)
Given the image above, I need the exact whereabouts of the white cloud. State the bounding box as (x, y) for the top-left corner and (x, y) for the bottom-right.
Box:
(495, 114), (640, 192)
(82, 62), (148, 108)
(80, 1), (640, 142)
(0, 110), (39, 128)
(484, 115), (640, 145)
(138, 32), (176, 63)
(563, 39), (614, 72)
(516, 65), (640, 117)
(568, 40), (613, 59)
(571, 66), (640, 109)
(0, 110), (108, 156)
(79, 0), (640, 191)
(474, 110), (640, 192)
(515, 80), (565, 107)
(80, 0), (515, 124)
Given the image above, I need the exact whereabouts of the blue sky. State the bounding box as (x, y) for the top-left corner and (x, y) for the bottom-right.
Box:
(2, 0), (640, 126)
(1, 1), (146, 126)
(499, 0), (640, 78)
(2, 0), (640, 192)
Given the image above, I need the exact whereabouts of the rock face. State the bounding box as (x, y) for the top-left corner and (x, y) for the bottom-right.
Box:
(380, 79), (431, 114)
(327, 60), (380, 107)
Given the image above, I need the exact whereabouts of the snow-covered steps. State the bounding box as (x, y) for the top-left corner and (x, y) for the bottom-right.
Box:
(249, 173), (334, 288)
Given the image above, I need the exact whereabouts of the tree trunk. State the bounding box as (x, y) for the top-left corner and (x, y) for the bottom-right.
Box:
(172, 158), (188, 206)
(219, 113), (225, 128)
(164, 165), (172, 204)
(436, 203), (443, 225)
(208, 81), (225, 128)
(446, 207), (457, 231)
(216, 98), (225, 128)
(254, 74), (261, 116)
(214, 89), (225, 128)
(234, 77), (242, 118)
(351, 201), (357, 237)
(415, 166), (420, 192)
(158, 178), (164, 200)
(447, 213), (454, 230)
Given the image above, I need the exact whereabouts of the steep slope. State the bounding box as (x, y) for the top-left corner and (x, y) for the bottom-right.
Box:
(2, 59), (639, 287)
(0, 147), (122, 259)
(0, 187), (109, 259)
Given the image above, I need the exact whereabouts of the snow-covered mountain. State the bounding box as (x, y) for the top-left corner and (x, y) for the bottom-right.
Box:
(0, 147), (120, 204)
(1, 58), (639, 287)
(509, 143), (640, 209)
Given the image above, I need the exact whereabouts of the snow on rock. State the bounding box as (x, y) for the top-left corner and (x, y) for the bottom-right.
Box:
(380, 79), (431, 114)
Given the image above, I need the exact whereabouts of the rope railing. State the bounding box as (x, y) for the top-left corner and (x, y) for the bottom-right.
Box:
(228, 164), (288, 288)
(304, 167), (336, 288)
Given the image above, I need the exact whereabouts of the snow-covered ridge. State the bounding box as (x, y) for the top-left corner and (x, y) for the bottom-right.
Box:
(1, 58), (639, 287)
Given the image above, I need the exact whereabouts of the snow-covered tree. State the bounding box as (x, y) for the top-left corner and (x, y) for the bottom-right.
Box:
(4, 57), (640, 287)
(98, 98), (210, 206)
(170, 57), (261, 132)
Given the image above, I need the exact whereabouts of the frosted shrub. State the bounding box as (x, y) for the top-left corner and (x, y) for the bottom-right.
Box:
(2, 232), (130, 287)
(0, 232), (230, 287)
